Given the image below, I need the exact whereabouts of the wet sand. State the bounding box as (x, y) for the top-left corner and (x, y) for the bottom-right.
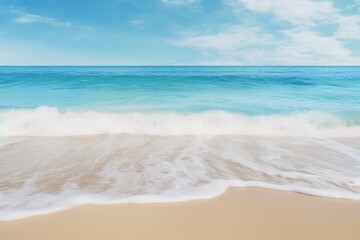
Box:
(1, 188), (360, 240)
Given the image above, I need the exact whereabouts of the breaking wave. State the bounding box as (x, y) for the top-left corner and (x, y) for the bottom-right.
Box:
(0, 106), (359, 137)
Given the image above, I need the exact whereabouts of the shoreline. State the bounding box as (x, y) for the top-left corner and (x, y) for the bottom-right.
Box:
(1, 188), (360, 240)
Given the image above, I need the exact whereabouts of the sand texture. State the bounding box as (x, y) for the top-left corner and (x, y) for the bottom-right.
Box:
(1, 188), (360, 240)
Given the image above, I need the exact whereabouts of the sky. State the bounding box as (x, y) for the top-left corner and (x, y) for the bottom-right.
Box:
(0, 0), (360, 65)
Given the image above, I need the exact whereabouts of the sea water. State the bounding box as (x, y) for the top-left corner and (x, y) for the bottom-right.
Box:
(0, 66), (359, 220)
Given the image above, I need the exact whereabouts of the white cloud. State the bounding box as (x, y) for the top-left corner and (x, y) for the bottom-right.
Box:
(172, 0), (360, 65)
(176, 25), (360, 65)
(161, 0), (200, 6)
(130, 19), (144, 25)
(346, 0), (360, 11)
(336, 16), (360, 41)
(4, 8), (92, 29)
(178, 26), (273, 53)
(14, 13), (72, 27)
(198, 58), (242, 66)
(225, 0), (360, 43)
(130, 19), (144, 29)
(271, 29), (357, 65)
(226, 0), (337, 26)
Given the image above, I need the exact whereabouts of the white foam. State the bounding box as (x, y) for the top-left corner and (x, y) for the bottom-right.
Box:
(0, 135), (359, 221)
(0, 106), (359, 137)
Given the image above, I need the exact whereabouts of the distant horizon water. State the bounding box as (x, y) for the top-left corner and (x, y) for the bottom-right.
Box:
(1, 65), (360, 67)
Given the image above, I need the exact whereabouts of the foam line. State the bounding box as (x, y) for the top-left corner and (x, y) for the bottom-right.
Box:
(0, 106), (359, 137)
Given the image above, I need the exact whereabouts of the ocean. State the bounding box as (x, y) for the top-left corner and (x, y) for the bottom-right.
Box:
(0, 66), (359, 220)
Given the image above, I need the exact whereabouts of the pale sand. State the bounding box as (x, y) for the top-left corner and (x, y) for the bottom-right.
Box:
(1, 188), (360, 240)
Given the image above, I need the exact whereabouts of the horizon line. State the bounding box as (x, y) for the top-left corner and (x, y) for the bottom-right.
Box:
(0, 65), (359, 67)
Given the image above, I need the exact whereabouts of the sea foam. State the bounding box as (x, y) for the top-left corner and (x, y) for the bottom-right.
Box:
(0, 134), (359, 221)
(0, 106), (359, 137)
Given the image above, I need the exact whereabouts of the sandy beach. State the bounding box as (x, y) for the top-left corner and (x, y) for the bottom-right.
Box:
(1, 188), (360, 240)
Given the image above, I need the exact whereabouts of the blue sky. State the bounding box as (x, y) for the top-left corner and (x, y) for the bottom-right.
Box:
(0, 0), (360, 65)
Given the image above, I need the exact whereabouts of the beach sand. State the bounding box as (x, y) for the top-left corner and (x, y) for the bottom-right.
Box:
(1, 188), (360, 240)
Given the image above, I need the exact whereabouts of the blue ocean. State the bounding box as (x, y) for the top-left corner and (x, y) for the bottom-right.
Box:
(0, 66), (359, 220)
(0, 66), (359, 114)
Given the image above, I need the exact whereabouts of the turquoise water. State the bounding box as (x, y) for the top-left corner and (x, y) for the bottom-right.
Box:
(0, 66), (359, 221)
(0, 66), (359, 114)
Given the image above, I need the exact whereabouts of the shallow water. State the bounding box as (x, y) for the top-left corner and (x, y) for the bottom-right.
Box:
(0, 135), (359, 220)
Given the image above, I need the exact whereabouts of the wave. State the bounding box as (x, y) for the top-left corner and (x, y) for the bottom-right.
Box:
(0, 135), (359, 221)
(0, 106), (359, 137)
